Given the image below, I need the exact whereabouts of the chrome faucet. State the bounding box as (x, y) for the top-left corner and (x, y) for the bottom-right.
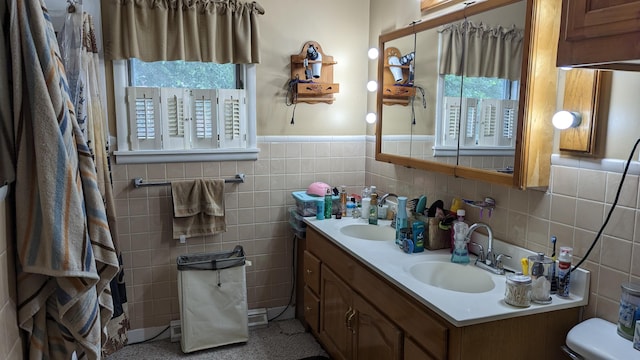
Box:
(465, 222), (510, 275)
(379, 193), (398, 206)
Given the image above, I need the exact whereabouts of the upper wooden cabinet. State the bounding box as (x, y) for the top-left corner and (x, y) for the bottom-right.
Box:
(557, 0), (640, 70)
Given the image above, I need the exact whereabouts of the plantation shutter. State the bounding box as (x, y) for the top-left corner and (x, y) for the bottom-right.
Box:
(217, 89), (247, 149)
(442, 97), (460, 147)
(499, 100), (518, 147)
(161, 88), (190, 150)
(190, 89), (218, 149)
(478, 99), (499, 146)
(462, 98), (479, 147)
(126, 87), (161, 150)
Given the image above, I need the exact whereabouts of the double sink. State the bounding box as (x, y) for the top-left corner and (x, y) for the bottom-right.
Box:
(308, 218), (590, 326)
(340, 224), (495, 293)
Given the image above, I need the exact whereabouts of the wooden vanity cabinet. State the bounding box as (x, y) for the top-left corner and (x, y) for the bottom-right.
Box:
(298, 227), (580, 359)
(557, 0), (640, 69)
(320, 264), (402, 360)
(302, 250), (321, 333)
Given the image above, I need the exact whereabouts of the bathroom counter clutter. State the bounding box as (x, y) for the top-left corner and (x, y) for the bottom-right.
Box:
(304, 217), (589, 327)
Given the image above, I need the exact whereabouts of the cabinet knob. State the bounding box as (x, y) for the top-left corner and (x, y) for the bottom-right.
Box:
(306, 269), (312, 274)
(305, 306), (312, 312)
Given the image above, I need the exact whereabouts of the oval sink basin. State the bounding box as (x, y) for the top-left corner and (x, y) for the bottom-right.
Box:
(409, 262), (496, 293)
(340, 224), (395, 241)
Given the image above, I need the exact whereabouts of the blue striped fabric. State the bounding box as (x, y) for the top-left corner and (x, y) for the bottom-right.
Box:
(10, 0), (119, 359)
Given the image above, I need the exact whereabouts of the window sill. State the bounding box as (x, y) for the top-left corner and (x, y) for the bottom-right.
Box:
(114, 148), (260, 164)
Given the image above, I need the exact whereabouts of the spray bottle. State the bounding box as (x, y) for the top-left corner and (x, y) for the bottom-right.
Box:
(395, 197), (409, 246)
(557, 246), (573, 297)
(324, 187), (332, 220)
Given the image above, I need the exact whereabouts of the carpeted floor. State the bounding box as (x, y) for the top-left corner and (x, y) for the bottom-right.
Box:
(106, 319), (330, 360)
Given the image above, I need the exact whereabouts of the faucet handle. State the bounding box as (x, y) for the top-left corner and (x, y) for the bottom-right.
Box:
(468, 242), (485, 262)
(495, 253), (512, 270)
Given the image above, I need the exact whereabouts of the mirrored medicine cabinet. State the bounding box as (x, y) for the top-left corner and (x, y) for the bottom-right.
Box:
(375, 0), (560, 189)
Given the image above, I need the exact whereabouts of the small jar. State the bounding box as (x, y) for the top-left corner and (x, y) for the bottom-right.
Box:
(504, 272), (532, 307)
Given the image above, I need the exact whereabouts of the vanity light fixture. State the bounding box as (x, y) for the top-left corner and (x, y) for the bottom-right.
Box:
(367, 80), (378, 92)
(365, 112), (377, 124)
(368, 47), (379, 60)
(555, 68), (608, 154)
(552, 110), (581, 130)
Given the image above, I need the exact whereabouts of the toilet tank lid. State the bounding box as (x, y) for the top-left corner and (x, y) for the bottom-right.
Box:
(566, 318), (638, 360)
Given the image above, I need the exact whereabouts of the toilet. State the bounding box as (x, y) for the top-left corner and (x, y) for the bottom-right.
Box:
(563, 318), (640, 359)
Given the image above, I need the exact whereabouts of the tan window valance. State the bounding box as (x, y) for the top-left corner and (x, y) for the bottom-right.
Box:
(102, 0), (265, 64)
(438, 21), (524, 81)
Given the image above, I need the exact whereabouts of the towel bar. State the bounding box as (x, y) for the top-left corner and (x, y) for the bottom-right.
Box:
(132, 174), (245, 188)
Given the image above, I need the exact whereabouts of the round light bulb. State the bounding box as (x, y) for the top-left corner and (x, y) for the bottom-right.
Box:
(365, 113), (377, 124)
(367, 80), (378, 92)
(552, 111), (581, 130)
(368, 48), (379, 60)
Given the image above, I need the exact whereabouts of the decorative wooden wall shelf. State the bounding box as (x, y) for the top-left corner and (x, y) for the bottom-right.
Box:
(383, 46), (416, 106)
(290, 41), (339, 104)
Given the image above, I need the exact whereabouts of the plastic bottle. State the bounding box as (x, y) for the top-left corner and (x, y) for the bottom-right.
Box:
(316, 199), (325, 220)
(361, 187), (371, 220)
(451, 210), (469, 263)
(324, 187), (332, 220)
(450, 209), (467, 252)
(346, 197), (356, 217)
(557, 246), (573, 297)
(395, 196), (409, 246)
(368, 193), (378, 225)
(339, 186), (347, 218)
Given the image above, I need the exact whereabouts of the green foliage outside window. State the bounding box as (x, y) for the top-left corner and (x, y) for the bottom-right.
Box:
(130, 59), (236, 89)
(443, 74), (512, 99)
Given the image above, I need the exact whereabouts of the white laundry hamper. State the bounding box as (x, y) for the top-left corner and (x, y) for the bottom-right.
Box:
(177, 245), (248, 353)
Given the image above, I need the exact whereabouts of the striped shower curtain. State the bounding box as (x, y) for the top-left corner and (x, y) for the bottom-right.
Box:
(8, 0), (119, 359)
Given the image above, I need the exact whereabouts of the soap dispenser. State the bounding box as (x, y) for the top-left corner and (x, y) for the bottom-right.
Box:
(451, 216), (470, 263)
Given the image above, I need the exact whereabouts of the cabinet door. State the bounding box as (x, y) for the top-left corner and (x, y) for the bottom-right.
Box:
(558, 0), (640, 67)
(303, 286), (320, 333)
(563, 0), (640, 39)
(404, 336), (437, 360)
(304, 250), (321, 294)
(353, 294), (402, 360)
(320, 265), (353, 360)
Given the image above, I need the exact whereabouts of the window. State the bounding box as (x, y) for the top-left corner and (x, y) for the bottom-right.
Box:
(436, 74), (519, 155)
(113, 59), (258, 164)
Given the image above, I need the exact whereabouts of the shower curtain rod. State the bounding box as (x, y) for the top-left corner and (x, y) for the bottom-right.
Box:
(132, 173), (245, 188)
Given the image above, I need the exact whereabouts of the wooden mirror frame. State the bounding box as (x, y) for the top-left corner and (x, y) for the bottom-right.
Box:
(375, 0), (560, 190)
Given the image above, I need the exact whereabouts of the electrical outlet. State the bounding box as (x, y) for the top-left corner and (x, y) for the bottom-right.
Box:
(170, 320), (181, 343)
(248, 308), (268, 328)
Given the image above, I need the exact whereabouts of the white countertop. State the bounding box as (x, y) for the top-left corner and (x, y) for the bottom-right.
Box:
(304, 216), (590, 327)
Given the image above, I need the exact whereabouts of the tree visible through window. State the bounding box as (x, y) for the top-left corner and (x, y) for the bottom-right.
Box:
(129, 59), (237, 89)
(443, 74), (514, 99)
